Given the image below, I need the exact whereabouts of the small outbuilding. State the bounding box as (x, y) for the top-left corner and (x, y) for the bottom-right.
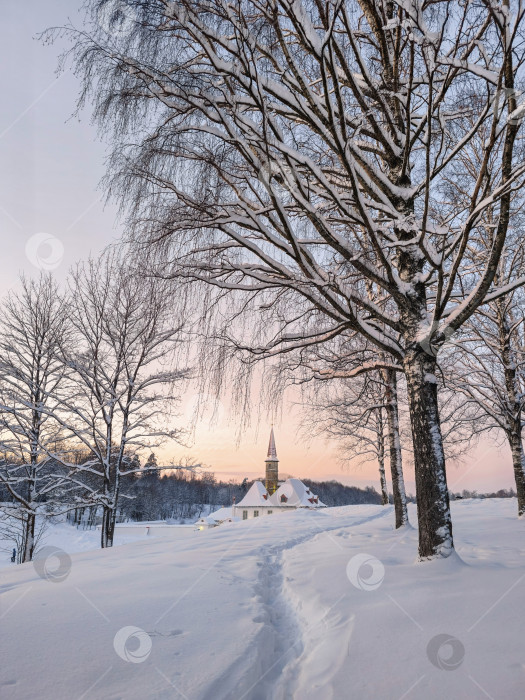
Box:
(194, 507), (238, 530)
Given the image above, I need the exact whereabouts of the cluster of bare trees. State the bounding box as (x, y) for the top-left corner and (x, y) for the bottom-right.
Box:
(50, 0), (525, 560)
(0, 254), (188, 561)
(448, 242), (525, 514)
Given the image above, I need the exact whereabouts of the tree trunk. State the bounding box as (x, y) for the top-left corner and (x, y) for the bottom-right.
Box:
(100, 506), (110, 548)
(376, 409), (389, 506)
(507, 428), (525, 516)
(22, 512), (36, 563)
(382, 369), (409, 527)
(497, 298), (525, 516)
(101, 486), (119, 548)
(404, 349), (453, 558)
(100, 467), (114, 548)
(101, 507), (117, 547)
(106, 505), (117, 547)
(88, 506), (97, 529)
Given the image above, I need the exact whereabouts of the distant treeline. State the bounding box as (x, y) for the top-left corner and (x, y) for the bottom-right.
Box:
(451, 489), (516, 500)
(2, 465), (517, 526)
(117, 470), (384, 522)
(301, 479), (383, 507)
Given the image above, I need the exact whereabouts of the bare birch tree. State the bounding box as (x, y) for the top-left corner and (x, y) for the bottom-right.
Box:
(61, 0), (525, 558)
(0, 276), (76, 562)
(52, 253), (189, 548)
(448, 249), (525, 515)
(427, 85), (525, 514)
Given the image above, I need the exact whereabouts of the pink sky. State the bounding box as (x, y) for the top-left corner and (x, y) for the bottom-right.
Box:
(185, 433), (516, 495)
(164, 391), (516, 494)
(1, 1), (518, 498)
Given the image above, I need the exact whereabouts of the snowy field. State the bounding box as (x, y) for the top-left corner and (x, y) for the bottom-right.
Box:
(0, 522), (145, 570)
(1, 500), (524, 699)
(0, 514), (210, 571)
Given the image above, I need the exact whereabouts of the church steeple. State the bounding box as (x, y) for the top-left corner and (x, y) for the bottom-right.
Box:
(265, 427), (279, 494)
(267, 426), (278, 460)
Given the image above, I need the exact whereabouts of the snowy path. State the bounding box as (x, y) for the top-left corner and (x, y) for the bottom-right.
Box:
(1, 501), (524, 699)
(238, 506), (395, 700)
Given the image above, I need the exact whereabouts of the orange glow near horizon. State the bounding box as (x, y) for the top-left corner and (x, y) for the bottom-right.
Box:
(157, 392), (517, 496)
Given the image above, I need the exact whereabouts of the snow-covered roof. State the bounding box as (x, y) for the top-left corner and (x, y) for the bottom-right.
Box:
(235, 478), (325, 509)
(236, 481), (271, 507)
(270, 478), (325, 508)
(208, 507), (233, 522)
(195, 507), (234, 525)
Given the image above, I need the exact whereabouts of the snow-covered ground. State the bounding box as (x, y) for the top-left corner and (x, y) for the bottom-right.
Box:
(1, 500), (524, 699)
(0, 515), (207, 570)
(0, 521), (151, 570)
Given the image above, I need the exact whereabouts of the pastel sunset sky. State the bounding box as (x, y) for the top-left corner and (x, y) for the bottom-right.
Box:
(1, 0), (516, 494)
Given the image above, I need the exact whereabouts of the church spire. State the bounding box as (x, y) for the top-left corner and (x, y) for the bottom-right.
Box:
(265, 427), (279, 494)
(267, 426), (278, 460)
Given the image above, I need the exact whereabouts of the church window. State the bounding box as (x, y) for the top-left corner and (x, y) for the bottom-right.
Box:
(254, 510), (259, 517)
(268, 510), (273, 515)
(243, 510), (248, 520)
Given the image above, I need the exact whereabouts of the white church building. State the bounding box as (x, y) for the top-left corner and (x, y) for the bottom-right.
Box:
(231, 428), (325, 520)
